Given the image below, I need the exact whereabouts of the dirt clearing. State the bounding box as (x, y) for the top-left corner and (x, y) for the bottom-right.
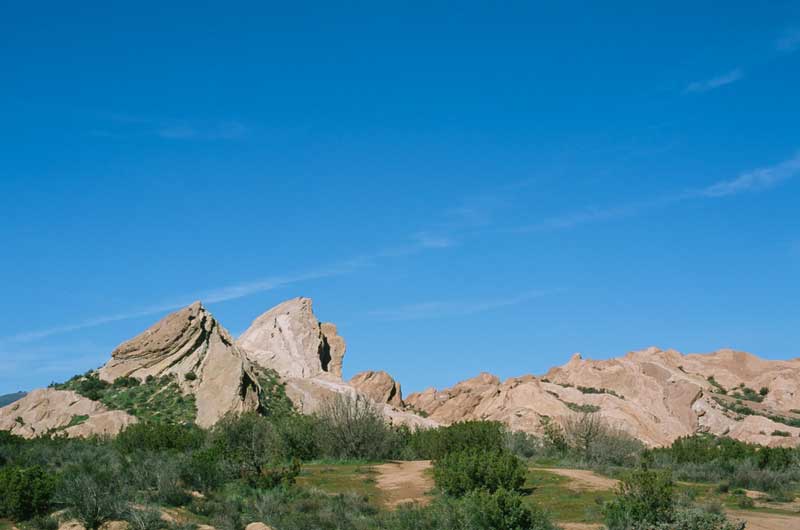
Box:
(729, 510), (800, 530)
(373, 460), (433, 507)
(532, 467), (618, 491)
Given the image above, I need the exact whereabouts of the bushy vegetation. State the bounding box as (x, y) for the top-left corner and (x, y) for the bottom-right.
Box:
(433, 449), (526, 496)
(646, 434), (800, 496)
(603, 468), (745, 530)
(55, 372), (196, 424)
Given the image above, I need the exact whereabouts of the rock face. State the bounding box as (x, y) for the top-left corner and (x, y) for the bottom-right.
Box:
(350, 371), (403, 407)
(99, 302), (262, 428)
(406, 347), (800, 447)
(237, 297), (345, 379)
(0, 388), (136, 438)
(237, 298), (432, 429)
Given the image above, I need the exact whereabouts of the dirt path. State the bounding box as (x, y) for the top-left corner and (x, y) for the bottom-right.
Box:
(533, 467), (619, 491)
(373, 460), (433, 508)
(729, 510), (800, 530)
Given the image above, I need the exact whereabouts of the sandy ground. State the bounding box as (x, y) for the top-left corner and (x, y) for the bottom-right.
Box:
(729, 510), (800, 530)
(558, 524), (603, 530)
(533, 467), (619, 491)
(373, 460), (433, 507)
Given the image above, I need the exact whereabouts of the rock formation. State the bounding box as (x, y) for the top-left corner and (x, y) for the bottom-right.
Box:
(406, 347), (800, 447)
(237, 297), (345, 379)
(350, 371), (404, 407)
(99, 301), (262, 428)
(0, 388), (136, 438)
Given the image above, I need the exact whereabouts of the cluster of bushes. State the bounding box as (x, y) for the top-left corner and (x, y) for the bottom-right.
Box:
(603, 468), (745, 530)
(54, 372), (197, 424)
(646, 434), (800, 497)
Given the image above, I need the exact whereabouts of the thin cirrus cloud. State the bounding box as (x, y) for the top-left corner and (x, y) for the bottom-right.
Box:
(514, 152), (800, 233)
(367, 290), (553, 321)
(0, 261), (365, 345)
(683, 68), (744, 94)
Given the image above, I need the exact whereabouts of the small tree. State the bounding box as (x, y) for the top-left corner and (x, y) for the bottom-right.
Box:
(317, 393), (399, 460)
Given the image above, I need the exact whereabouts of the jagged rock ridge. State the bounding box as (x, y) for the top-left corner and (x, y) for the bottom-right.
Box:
(406, 347), (800, 447)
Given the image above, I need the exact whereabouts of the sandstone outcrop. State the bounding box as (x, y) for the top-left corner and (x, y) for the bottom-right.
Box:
(0, 387), (136, 438)
(406, 347), (800, 447)
(350, 370), (404, 407)
(237, 297), (345, 379)
(99, 302), (262, 428)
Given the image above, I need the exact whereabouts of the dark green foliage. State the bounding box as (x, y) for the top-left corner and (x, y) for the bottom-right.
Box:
(576, 386), (624, 399)
(184, 372), (197, 381)
(256, 369), (295, 419)
(115, 422), (205, 453)
(565, 402), (600, 413)
(208, 412), (299, 488)
(603, 469), (675, 530)
(707, 376), (727, 394)
(433, 449), (526, 497)
(0, 466), (57, 521)
(646, 434), (800, 494)
(406, 420), (506, 460)
(772, 430), (791, 437)
(730, 386), (764, 403)
(458, 488), (556, 530)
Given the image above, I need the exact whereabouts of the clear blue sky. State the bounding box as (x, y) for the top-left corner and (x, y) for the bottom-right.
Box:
(2, 2), (799, 396)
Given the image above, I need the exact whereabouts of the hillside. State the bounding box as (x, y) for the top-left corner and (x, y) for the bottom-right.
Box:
(0, 392), (26, 408)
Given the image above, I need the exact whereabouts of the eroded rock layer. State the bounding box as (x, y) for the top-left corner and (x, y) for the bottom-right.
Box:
(99, 302), (261, 428)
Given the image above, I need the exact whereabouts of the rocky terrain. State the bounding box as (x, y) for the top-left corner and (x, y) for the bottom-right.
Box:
(406, 347), (800, 447)
(2, 297), (799, 447)
(0, 297), (431, 438)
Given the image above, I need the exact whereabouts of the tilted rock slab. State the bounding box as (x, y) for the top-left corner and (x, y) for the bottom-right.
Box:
(99, 301), (262, 428)
(0, 388), (136, 438)
(350, 370), (404, 407)
(237, 297), (345, 379)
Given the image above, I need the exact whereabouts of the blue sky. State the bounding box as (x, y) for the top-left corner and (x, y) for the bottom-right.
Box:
(1, 2), (799, 396)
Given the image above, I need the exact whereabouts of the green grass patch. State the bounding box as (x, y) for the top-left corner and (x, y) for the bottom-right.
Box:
(522, 468), (614, 523)
(56, 373), (196, 424)
(297, 463), (383, 505)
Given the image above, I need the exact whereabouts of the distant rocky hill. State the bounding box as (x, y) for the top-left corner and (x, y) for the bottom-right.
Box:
(406, 348), (800, 447)
(0, 391), (26, 408)
(2, 297), (799, 448)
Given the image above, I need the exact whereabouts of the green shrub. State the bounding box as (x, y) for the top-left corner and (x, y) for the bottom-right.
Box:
(433, 449), (526, 497)
(603, 469), (674, 530)
(0, 465), (57, 521)
(407, 420), (506, 460)
(459, 487), (556, 530)
(115, 422), (205, 453)
(209, 412), (299, 488)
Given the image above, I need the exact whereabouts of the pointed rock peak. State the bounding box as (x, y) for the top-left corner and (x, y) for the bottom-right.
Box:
(569, 352), (583, 362)
(237, 296), (346, 380)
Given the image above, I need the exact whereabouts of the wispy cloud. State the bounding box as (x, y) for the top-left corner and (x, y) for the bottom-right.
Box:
(368, 290), (552, 321)
(694, 153), (800, 197)
(91, 112), (250, 141)
(513, 152), (800, 233)
(0, 261), (364, 345)
(157, 122), (249, 140)
(414, 232), (457, 249)
(684, 68), (744, 94)
(777, 29), (800, 52)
